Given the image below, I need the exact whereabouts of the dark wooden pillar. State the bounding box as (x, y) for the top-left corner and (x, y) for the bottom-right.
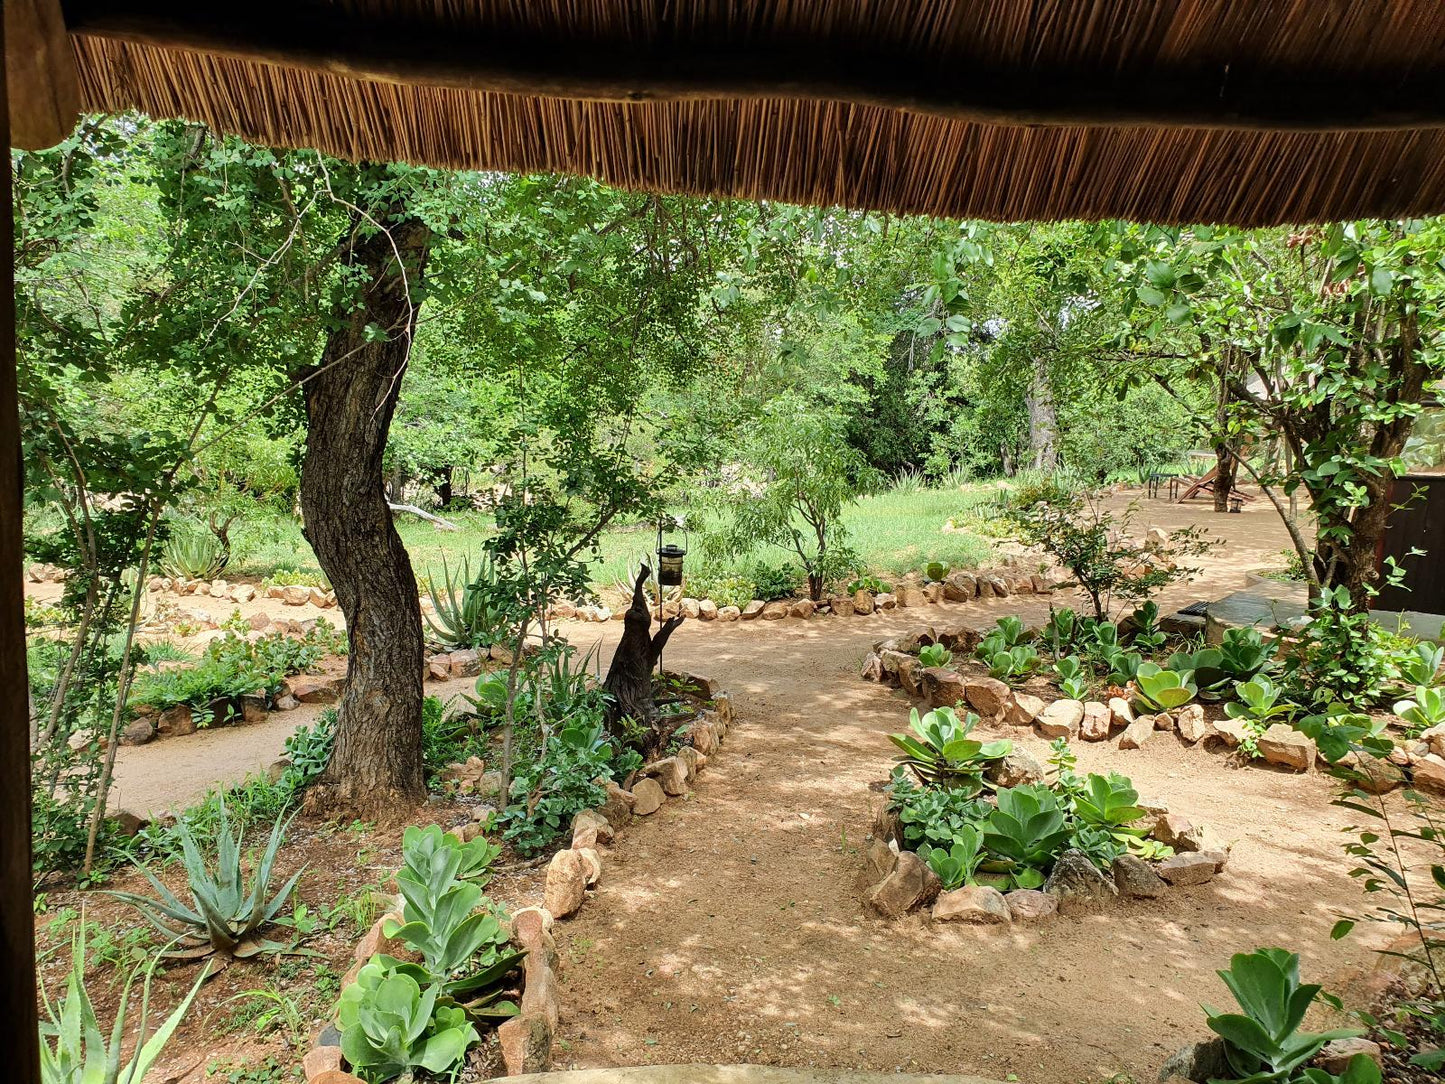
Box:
(1, 19), (43, 1084)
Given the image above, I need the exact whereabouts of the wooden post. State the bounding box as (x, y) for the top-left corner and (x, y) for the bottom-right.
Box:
(1, 16), (43, 1084)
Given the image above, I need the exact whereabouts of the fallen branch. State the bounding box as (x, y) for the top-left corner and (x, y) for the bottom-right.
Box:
(387, 502), (460, 531)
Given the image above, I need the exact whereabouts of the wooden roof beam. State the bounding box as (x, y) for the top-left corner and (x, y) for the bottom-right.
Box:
(63, 1), (1445, 134)
(7, 0), (81, 150)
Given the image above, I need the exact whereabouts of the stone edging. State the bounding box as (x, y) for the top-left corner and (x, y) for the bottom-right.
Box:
(862, 624), (1445, 794)
(549, 567), (1059, 624)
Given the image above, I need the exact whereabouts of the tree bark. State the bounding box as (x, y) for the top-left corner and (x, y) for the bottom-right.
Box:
(1024, 356), (1058, 473)
(301, 203), (432, 814)
(604, 564), (683, 756)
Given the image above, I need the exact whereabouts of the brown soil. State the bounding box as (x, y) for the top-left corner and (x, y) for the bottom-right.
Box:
(43, 487), (1398, 1083)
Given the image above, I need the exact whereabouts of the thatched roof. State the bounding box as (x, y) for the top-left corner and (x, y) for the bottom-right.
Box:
(15, 1), (1445, 225)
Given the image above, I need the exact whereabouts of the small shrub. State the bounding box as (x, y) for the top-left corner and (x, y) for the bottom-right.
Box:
(846, 574), (890, 596)
(749, 561), (803, 602)
(918, 643), (953, 669)
(1007, 480), (1215, 618)
(1394, 685), (1445, 736)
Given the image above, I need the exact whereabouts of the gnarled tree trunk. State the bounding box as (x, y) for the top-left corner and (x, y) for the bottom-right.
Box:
(301, 204), (431, 814)
(604, 564), (683, 756)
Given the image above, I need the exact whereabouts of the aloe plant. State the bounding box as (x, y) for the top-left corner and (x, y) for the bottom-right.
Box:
(981, 785), (1071, 889)
(888, 706), (1012, 792)
(1053, 655), (1090, 700)
(1203, 948), (1371, 1083)
(918, 643), (953, 669)
(425, 553), (508, 649)
(338, 959), (479, 1083)
(107, 798), (301, 958)
(919, 824), (985, 891)
(1134, 661), (1197, 713)
(1394, 684), (1445, 735)
(40, 924), (208, 1084)
(159, 526), (226, 580)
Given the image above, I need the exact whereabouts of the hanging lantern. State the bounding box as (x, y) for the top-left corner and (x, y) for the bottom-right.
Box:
(657, 542), (687, 586)
(1229, 496), (1244, 514)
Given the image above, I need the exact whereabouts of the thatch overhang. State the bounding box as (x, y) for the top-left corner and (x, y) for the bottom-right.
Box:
(8, 2), (1445, 225)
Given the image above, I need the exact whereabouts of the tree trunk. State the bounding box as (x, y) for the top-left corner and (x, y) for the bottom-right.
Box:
(1212, 440), (1238, 512)
(433, 465), (453, 508)
(301, 204), (432, 814)
(604, 565), (683, 756)
(1024, 357), (1058, 473)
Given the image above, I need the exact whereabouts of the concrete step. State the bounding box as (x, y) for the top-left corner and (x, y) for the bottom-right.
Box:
(499, 1068), (1004, 1084)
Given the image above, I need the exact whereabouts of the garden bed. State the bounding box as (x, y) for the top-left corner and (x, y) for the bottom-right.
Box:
(861, 612), (1445, 797)
(859, 703), (1229, 926)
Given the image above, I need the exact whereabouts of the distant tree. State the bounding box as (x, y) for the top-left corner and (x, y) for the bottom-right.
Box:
(703, 394), (867, 601)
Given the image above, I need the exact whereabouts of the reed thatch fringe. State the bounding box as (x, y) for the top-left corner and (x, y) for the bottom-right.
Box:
(65, 0), (1445, 226)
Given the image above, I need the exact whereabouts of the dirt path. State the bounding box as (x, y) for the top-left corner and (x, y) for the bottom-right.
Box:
(547, 593), (1386, 1084)
(104, 491), (1392, 1082)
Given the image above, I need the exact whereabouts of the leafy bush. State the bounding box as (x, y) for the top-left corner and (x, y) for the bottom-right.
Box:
(338, 960), (478, 1084)
(888, 707), (1011, 793)
(1202, 948), (1373, 1083)
(846, 574), (890, 596)
(128, 625), (342, 718)
(501, 720), (637, 854)
(888, 774), (991, 853)
(1282, 587), (1402, 707)
(1300, 710), (1444, 1072)
(1134, 662), (1197, 712)
(160, 526), (227, 580)
(749, 561), (803, 602)
(280, 711), (335, 789)
(686, 566), (756, 610)
(924, 560), (950, 582)
(1126, 600), (1167, 652)
(918, 643), (953, 669)
(107, 797), (301, 958)
(1007, 479), (1214, 619)
(40, 923), (208, 1084)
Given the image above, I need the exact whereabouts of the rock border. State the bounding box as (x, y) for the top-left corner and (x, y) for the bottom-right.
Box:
(861, 623), (1445, 795)
(547, 566), (1060, 625)
(862, 788), (1230, 925)
(502, 674), (735, 1073)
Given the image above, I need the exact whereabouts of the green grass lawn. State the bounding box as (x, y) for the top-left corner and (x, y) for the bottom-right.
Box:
(226, 480), (1016, 594)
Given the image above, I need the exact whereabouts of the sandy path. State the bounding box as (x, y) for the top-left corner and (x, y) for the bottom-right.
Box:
(105, 491), (1388, 1082)
(546, 592), (1386, 1083)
